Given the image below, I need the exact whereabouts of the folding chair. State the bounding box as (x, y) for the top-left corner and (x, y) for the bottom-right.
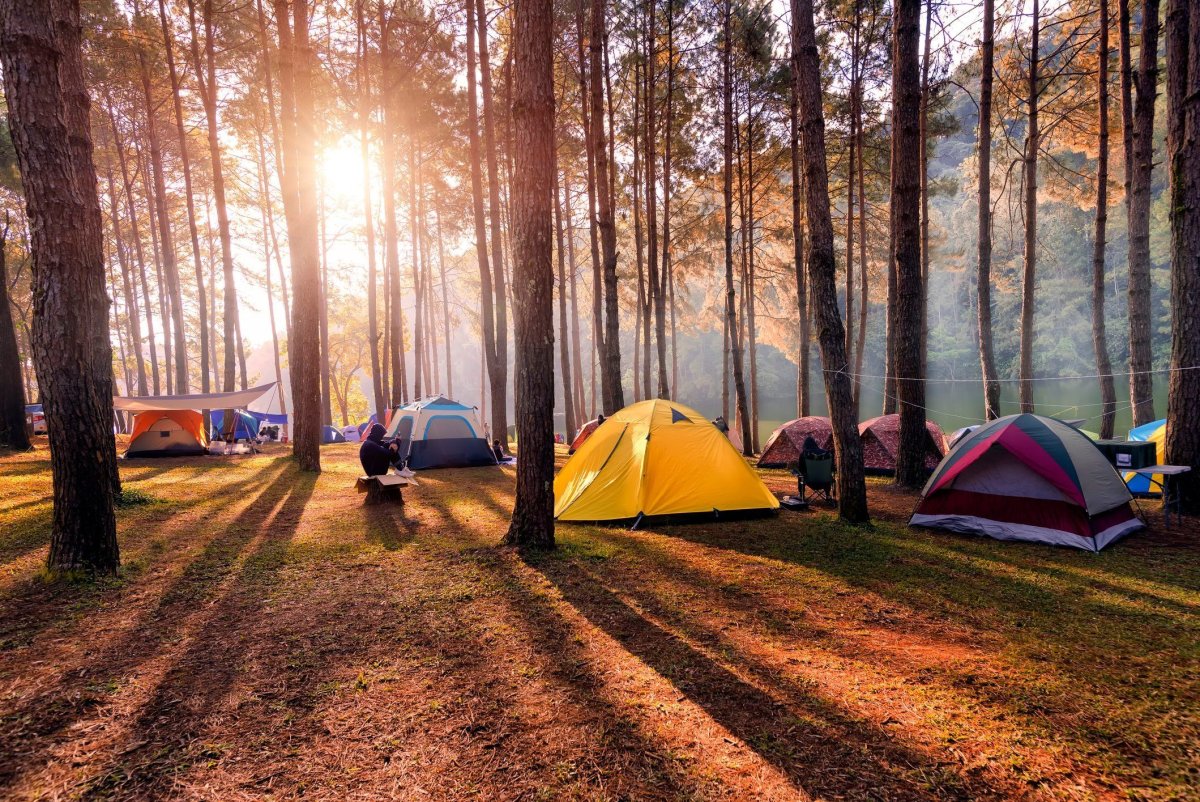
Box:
(802, 453), (836, 503)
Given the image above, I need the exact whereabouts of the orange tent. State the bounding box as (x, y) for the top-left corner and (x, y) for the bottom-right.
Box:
(126, 410), (209, 457)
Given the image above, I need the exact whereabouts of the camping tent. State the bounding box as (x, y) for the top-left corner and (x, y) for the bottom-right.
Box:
(210, 410), (260, 441)
(1124, 419), (1165, 495)
(126, 410), (209, 457)
(357, 415), (379, 437)
(757, 416), (833, 468)
(340, 425), (362, 443)
(569, 418), (601, 454)
(321, 425), (347, 444)
(555, 399), (780, 522)
(859, 414), (946, 474)
(384, 395), (497, 469)
(910, 414), (1143, 551)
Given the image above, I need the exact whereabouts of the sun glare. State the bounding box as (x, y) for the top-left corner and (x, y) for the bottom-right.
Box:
(319, 137), (368, 206)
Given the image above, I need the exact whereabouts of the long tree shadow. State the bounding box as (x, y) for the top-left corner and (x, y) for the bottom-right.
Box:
(75, 471), (318, 797)
(527, 553), (977, 800)
(0, 461), (302, 790)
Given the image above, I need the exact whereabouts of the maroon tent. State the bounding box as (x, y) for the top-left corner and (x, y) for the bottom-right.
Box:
(858, 414), (946, 475)
(757, 416), (834, 468)
(568, 418), (601, 454)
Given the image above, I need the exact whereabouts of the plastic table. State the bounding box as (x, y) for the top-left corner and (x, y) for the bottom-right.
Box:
(1128, 465), (1192, 527)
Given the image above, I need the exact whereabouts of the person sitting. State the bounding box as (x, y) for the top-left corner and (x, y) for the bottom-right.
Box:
(801, 435), (828, 459)
(492, 438), (505, 462)
(359, 423), (398, 476)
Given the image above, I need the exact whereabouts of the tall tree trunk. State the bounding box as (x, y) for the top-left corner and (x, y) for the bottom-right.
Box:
(319, 181), (333, 421)
(1093, 0), (1117, 439)
(632, 56), (646, 403)
(408, 141), (424, 400)
(589, 0), (623, 413)
(103, 162), (148, 396)
(135, 12), (187, 393)
(790, 0), (868, 521)
(274, 0), (322, 471)
(1163, 0), (1198, 512)
(790, 18), (809, 418)
(435, 207), (453, 396)
(1126, 0), (1161, 425)
(0, 218), (32, 450)
(918, 0), (932, 380)
(0, 0), (120, 570)
(466, 0), (502, 440)
(645, 0), (668, 399)
(563, 170), (587, 418)
(254, 121), (288, 424)
(380, 7), (407, 405)
(659, 0), (675, 400)
(1018, 0), (1040, 413)
(554, 163), (577, 440)
(356, 0), (385, 418)
(854, 91), (868, 395)
(723, 0), (752, 455)
(977, 0), (1001, 419)
(477, 0), (510, 438)
(505, 0), (556, 546)
(189, 0), (240, 394)
(845, 17), (858, 397)
(160, 0), (211, 396)
(893, 0), (927, 488)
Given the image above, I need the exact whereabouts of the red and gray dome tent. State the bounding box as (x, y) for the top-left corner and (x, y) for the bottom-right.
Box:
(910, 414), (1143, 552)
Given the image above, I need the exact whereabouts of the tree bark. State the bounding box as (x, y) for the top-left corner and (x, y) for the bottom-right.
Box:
(356, 0), (386, 419)
(1092, 0), (1117, 439)
(0, 0), (120, 570)
(791, 0), (868, 521)
(1018, 0), (1040, 413)
(790, 16), (809, 418)
(135, 9), (187, 393)
(590, 0), (623, 413)
(1163, 0), (1198, 512)
(274, 0), (321, 471)
(506, 0), (556, 547)
(477, 0), (510, 438)
(918, 0), (932, 380)
(0, 218), (31, 450)
(893, 0), (927, 488)
(555, 167), (576, 439)
(658, 0), (675, 401)
(160, 0), (211, 396)
(103, 160), (148, 397)
(1126, 0), (1161, 426)
(977, 0), (1001, 420)
(188, 0), (240, 394)
(466, 0), (503, 440)
(380, 6), (407, 405)
(723, 0), (752, 456)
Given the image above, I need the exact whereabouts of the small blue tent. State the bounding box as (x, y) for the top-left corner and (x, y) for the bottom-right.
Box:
(210, 410), (260, 441)
(384, 395), (497, 469)
(357, 415), (379, 437)
(321, 425), (347, 444)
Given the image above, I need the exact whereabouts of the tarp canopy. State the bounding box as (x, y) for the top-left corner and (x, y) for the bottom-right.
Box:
(555, 399), (779, 522)
(911, 414), (1142, 551)
(113, 383), (276, 412)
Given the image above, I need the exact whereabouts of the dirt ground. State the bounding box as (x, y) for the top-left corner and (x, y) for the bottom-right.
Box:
(0, 442), (1197, 801)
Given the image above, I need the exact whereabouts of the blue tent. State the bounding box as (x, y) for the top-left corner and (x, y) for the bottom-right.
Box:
(321, 425), (347, 444)
(384, 395), (497, 469)
(211, 410), (260, 441)
(357, 415), (379, 436)
(1125, 419), (1166, 495)
(249, 410), (288, 426)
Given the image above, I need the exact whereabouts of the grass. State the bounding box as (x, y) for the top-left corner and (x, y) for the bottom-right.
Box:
(0, 441), (1196, 801)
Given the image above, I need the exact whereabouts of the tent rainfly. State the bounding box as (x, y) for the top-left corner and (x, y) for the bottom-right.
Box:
(555, 399), (779, 522)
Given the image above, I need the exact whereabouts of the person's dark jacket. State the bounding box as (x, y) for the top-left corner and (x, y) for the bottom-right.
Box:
(359, 423), (394, 476)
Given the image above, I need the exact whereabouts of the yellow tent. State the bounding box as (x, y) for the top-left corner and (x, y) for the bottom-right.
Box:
(554, 399), (780, 521)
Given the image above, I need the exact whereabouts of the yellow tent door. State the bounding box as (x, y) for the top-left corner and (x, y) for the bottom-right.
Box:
(554, 399), (779, 521)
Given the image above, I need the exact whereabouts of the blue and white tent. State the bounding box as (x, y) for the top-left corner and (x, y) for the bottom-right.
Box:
(384, 395), (497, 469)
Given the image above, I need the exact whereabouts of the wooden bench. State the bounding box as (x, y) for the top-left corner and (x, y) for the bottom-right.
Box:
(355, 473), (417, 505)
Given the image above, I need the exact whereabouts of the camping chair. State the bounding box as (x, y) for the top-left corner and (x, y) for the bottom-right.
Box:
(802, 453), (836, 503)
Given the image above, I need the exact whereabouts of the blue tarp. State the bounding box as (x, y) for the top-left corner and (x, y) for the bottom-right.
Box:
(211, 410), (260, 441)
(249, 410), (288, 425)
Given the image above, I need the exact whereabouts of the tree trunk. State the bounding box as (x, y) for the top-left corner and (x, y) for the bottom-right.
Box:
(1093, 0), (1117, 440)
(659, 0), (675, 401)
(0, 0), (120, 570)
(790, 0), (868, 521)
(918, 0), (932, 380)
(1126, 0), (1161, 426)
(135, 15), (187, 393)
(589, 0), (623, 413)
(477, 0), (510, 439)
(562, 169), (587, 418)
(0, 219), (31, 450)
(103, 162), (148, 397)
(554, 167), (577, 438)
(274, 0), (321, 471)
(845, 17), (858, 397)
(435, 206), (453, 396)
(189, 0), (240, 394)
(380, 7), (407, 405)
(253, 121), (288, 426)
(790, 19), (809, 418)
(1018, 0), (1040, 413)
(1163, 0), (1198, 512)
(505, 0), (556, 547)
(408, 141), (424, 400)
(893, 0), (927, 488)
(723, 0), (752, 456)
(356, 0), (386, 418)
(977, 0), (1001, 419)
(466, 0), (502, 440)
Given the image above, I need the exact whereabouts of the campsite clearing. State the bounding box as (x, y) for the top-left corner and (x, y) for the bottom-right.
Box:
(1, 443), (1197, 800)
